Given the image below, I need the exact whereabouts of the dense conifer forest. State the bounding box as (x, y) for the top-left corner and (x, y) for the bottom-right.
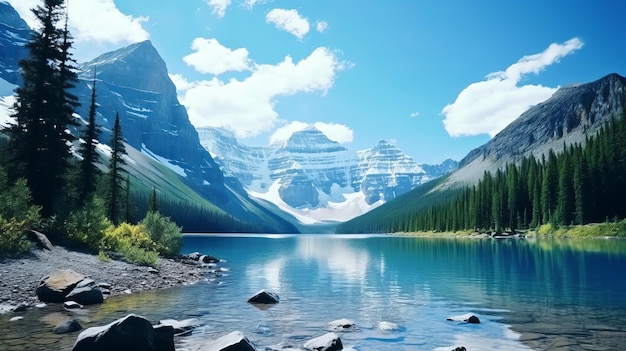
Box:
(338, 107), (626, 234)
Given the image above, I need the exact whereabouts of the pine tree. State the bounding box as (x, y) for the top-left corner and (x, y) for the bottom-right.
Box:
(106, 113), (127, 224)
(148, 186), (159, 213)
(77, 71), (101, 205)
(4, 0), (78, 216)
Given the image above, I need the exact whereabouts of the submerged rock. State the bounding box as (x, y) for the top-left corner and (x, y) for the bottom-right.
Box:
(377, 321), (400, 331)
(195, 330), (256, 351)
(63, 301), (83, 310)
(155, 318), (199, 337)
(303, 332), (343, 351)
(72, 314), (174, 351)
(247, 290), (280, 304)
(328, 318), (359, 332)
(54, 319), (82, 334)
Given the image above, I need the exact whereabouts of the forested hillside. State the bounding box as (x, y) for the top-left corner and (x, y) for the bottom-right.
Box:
(337, 107), (626, 234)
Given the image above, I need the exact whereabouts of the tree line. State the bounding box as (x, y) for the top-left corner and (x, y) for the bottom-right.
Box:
(339, 107), (626, 234)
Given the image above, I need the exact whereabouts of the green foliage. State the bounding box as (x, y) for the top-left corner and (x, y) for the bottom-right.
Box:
(141, 211), (182, 257)
(102, 223), (158, 266)
(339, 104), (626, 236)
(0, 217), (32, 256)
(65, 196), (111, 251)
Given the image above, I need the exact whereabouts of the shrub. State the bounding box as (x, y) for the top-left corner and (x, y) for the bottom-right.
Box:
(141, 211), (182, 257)
(102, 222), (158, 267)
(65, 196), (112, 251)
(0, 217), (32, 256)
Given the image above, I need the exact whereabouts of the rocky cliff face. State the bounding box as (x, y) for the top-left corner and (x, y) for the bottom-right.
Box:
(200, 126), (458, 222)
(445, 73), (626, 187)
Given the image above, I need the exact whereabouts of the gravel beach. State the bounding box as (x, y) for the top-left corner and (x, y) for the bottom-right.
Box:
(0, 245), (206, 313)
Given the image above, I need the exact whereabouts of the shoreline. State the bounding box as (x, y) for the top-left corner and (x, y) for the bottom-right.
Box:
(0, 245), (207, 314)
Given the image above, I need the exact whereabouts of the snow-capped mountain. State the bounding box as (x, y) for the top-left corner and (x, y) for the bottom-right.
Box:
(199, 126), (457, 223)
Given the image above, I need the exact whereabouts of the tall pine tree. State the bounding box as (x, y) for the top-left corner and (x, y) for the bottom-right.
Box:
(106, 113), (127, 224)
(77, 71), (101, 205)
(5, 0), (78, 216)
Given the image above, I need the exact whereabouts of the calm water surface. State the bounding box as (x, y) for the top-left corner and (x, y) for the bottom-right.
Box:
(1, 235), (626, 350)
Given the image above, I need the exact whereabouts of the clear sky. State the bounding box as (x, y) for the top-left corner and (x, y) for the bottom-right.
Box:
(8, 0), (626, 164)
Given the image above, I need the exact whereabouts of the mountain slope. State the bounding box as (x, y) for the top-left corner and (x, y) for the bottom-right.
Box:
(441, 73), (626, 189)
(338, 73), (626, 233)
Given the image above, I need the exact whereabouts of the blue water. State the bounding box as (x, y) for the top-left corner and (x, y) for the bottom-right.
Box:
(5, 234), (624, 350)
(171, 235), (626, 350)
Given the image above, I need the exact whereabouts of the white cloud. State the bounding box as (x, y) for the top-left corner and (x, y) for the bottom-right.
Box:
(269, 121), (354, 145)
(183, 38), (251, 76)
(176, 47), (345, 138)
(8, 0), (149, 59)
(243, 0), (265, 9)
(442, 37), (584, 138)
(410, 112), (419, 118)
(316, 21), (329, 33)
(206, 0), (231, 18)
(266, 9), (310, 40)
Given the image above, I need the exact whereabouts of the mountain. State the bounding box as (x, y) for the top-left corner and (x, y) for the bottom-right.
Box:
(440, 73), (626, 189)
(0, 2), (29, 87)
(0, 4), (297, 233)
(199, 126), (458, 223)
(337, 73), (626, 233)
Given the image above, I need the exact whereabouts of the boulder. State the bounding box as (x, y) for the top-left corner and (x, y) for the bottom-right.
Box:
(36, 270), (85, 303)
(65, 279), (104, 305)
(446, 313), (480, 324)
(186, 252), (201, 261)
(377, 321), (400, 331)
(72, 314), (174, 351)
(196, 331), (256, 351)
(200, 255), (219, 264)
(155, 318), (199, 337)
(303, 333), (343, 351)
(54, 319), (82, 334)
(28, 230), (54, 251)
(328, 318), (358, 332)
(247, 290), (280, 304)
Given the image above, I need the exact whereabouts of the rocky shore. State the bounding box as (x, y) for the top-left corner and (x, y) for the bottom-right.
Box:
(0, 245), (208, 314)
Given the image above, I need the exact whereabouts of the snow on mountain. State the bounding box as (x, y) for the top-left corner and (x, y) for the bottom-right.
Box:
(199, 126), (457, 223)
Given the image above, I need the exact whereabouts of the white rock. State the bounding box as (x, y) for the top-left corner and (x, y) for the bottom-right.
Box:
(10, 316), (23, 322)
(328, 318), (359, 332)
(304, 332), (343, 351)
(377, 321), (400, 331)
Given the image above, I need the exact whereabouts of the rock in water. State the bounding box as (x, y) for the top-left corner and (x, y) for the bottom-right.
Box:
(195, 331), (256, 351)
(247, 290), (280, 304)
(36, 270), (85, 303)
(72, 314), (174, 351)
(155, 318), (199, 337)
(303, 333), (343, 351)
(65, 279), (104, 305)
(446, 313), (480, 324)
(54, 319), (82, 334)
(328, 318), (359, 332)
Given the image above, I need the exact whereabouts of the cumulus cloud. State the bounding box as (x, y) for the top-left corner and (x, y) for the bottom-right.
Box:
(442, 37), (584, 138)
(316, 21), (329, 33)
(8, 0), (149, 46)
(183, 38), (251, 76)
(174, 47), (346, 138)
(243, 0), (265, 9)
(206, 0), (231, 18)
(269, 121), (354, 145)
(266, 9), (310, 39)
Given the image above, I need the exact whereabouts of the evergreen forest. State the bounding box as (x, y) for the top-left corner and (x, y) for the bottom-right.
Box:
(337, 107), (626, 235)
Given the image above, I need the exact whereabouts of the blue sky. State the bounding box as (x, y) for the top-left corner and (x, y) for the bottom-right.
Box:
(9, 0), (626, 164)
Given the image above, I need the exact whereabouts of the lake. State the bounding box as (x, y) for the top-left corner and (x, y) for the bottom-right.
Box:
(2, 234), (626, 350)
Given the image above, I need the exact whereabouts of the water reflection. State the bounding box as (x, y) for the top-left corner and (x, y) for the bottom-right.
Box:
(2, 235), (626, 351)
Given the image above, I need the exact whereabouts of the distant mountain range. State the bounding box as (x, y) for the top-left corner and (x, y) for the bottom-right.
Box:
(0, 2), (457, 230)
(199, 127), (457, 223)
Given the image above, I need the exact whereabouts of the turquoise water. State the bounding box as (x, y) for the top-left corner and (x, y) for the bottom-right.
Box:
(175, 235), (626, 350)
(2, 235), (625, 350)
